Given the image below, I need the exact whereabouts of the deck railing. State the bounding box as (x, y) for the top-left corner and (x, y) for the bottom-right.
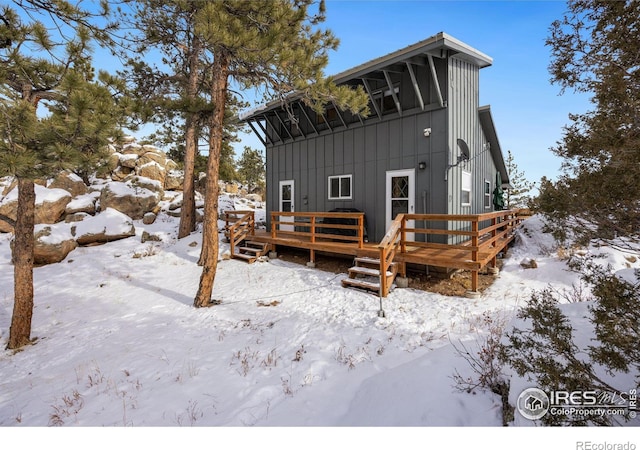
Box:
(377, 214), (404, 297)
(224, 210), (255, 256)
(270, 211), (366, 248)
(399, 210), (522, 254)
(384, 209), (523, 293)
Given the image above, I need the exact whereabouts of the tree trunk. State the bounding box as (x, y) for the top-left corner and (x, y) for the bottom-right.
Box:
(178, 114), (198, 239)
(178, 37), (202, 239)
(7, 178), (35, 349)
(193, 50), (229, 308)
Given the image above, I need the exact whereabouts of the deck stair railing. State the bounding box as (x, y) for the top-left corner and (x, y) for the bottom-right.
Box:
(224, 210), (269, 263)
(376, 214), (405, 296)
(344, 210), (522, 297)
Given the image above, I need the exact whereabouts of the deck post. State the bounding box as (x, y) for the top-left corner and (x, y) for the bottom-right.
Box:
(379, 247), (387, 298)
(471, 217), (479, 264)
(307, 249), (316, 268)
(310, 216), (316, 243)
(400, 215), (406, 253)
(469, 271), (480, 293)
(466, 217), (481, 298)
(358, 214), (364, 248)
(271, 213), (277, 239)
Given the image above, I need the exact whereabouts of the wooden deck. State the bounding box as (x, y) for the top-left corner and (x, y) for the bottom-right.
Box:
(223, 210), (524, 297)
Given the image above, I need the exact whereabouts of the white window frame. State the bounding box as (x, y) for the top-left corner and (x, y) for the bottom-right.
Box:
(461, 170), (472, 206)
(484, 180), (492, 209)
(328, 174), (352, 200)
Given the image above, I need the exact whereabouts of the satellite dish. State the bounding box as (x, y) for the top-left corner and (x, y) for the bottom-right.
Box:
(457, 139), (470, 161)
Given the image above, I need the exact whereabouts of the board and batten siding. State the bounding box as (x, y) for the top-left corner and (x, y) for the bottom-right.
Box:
(445, 56), (499, 243)
(266, 106), (450, 241)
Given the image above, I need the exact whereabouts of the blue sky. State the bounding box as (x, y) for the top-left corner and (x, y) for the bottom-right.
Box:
(236, 0), (592, 186)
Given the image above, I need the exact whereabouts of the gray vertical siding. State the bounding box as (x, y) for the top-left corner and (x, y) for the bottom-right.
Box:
(264, 53), (498, 243)
(445, 56), (498, 243)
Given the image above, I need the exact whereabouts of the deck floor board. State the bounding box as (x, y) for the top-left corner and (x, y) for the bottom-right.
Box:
(246, 230), (514, 272)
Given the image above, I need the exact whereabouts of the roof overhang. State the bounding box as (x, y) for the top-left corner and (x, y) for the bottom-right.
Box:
(332, 32), (492, 84)
(478, 105), (509, 184)
(240, 31), (492, 122)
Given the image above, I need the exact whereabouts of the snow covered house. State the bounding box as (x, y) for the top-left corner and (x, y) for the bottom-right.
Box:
(241, 32), (510, 243)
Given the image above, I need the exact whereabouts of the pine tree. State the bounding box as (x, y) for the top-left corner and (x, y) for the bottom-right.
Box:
(504, 150), (534, 209)
(236, 147), (265, 193)
(122, 0), (243, 239)
(0, 2), (123, 349)
(539, 0), (640, 246)
(192, 0), (370, 307)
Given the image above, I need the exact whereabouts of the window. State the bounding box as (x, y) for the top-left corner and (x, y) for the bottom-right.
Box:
(484, 180), (491, 209)
(461, 171), (472, 206)
(328, 174), (352, 200)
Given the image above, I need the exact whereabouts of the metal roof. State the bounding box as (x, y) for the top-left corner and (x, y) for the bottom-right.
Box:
(240, 32), (492, 121)
(478, 105), (509, 184)
(332, 31), (492, 84)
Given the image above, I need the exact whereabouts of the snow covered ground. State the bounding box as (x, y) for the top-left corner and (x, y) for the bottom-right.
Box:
(0, 197), (638, 447)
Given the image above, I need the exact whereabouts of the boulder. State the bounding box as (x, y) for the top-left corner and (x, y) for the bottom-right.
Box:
(65, 192), (99, 216)
(126, 175), (163, 195)
(34, 186), (72, 225)
(111, 165), (134, 181)
(142, 212), (157, 225)
(164, 170), (184, 191)
(72, 207), (136, 246)
(32, 224), (78, 265)
(165, 159), (179, 172)
(136, 161), (166, 185)
(65, 212), (90, 223)
(137, 152), (166, 167)
(225, 183), (239, 194)
(246, 193), (263, 202)
(99, 180), (160, 220)
(1, 177), (17, 196)
(2, 185), (73, 232)
(122, 143), (145, 156)
(119, 153), (138, 169)
(0, 190), (18, 233)
(96, 153), (121, 179)
(48, 172), (88, 197)
(141, 230), (162, 243)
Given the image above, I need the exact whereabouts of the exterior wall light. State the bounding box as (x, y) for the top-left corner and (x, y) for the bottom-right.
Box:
(418, 161), (427, 170)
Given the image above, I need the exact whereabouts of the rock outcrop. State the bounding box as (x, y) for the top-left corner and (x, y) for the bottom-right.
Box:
(72, 207), (136, 246)
(33, 224), (78, 265)
(103, 140), (183, 191)
(99, 179), (161, 220)
(0, 184), (72, 233)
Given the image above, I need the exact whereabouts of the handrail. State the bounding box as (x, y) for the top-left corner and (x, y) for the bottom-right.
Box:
(225, 210), (255, 256)
(398, 210), (523, 262)
(377, 210), (524, 294)
(377, 214), (404, 296)
(270, 211), (365, 248)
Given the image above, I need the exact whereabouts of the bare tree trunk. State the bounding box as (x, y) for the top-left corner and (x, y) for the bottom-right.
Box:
(178, 37), (202, 239)
(7, 178), (35, 349)
(194, 50), (229, 307)
(178, 114), (198, 239)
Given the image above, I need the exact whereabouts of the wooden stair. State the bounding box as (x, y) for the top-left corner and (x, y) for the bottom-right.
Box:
(232, 241), (269, 264)
(341, 257), (398, 294)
